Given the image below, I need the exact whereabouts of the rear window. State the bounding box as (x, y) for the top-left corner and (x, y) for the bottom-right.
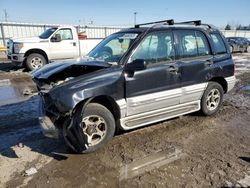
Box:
(211, 33), (227, 54)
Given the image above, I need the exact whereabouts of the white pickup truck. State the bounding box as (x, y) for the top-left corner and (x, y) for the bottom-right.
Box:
(7, 26), (102, 70)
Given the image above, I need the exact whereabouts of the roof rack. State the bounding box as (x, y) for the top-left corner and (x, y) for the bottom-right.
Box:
(135, 19), (174, 28)
(175, 20), (201, 26)
(134, 19), (214, 29)
(174, 20), (213, 29)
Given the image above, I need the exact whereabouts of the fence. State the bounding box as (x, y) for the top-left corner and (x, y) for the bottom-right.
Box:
(1, 22), (250, 47)
(221, 30), (250, 39)
(0, 22), (125, 46)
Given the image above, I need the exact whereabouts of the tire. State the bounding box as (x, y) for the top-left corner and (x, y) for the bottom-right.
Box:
(63, 103), (115, 153)
(244, 46), (248, 53)
(240, 47), (245, 53)
(26, 53), (47, 71)
(200, 82), (224, 116)
(229, 46), (233, 53)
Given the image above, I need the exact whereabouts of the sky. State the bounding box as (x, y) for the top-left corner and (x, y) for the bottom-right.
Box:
(1, 0), (250, 28)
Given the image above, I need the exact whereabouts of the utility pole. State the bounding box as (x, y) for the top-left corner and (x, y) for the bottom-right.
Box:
(4, 9), (8, 22)
(134, 12), (137, 26)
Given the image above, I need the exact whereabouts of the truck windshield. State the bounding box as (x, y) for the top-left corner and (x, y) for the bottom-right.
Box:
(39, 27), (57, 39)
(88, 32), (139, 63)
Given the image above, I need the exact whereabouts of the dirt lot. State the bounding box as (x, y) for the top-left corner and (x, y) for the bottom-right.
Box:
(0, 53), (250, 188)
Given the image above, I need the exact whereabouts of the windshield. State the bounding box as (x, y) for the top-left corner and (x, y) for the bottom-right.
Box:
(39, 27), (57, 39)
(88, 32), (139, 63)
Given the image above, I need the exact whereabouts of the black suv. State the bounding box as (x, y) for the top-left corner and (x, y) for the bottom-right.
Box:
(33, 20), (236, 153)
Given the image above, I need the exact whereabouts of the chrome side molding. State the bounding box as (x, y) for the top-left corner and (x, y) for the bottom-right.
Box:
(120, 100), (200, 130)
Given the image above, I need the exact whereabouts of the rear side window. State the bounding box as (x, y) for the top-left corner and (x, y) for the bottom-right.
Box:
(176, 30), (197, 58)
(176, 30), (210, 58)
(210, 33), (227, 54)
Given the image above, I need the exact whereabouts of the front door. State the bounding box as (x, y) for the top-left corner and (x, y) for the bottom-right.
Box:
(125, 31), (181, 116)
(49, 28), (78, 60)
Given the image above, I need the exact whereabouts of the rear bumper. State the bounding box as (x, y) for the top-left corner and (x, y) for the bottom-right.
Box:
(38, 96), (59, 139)
(225, 76), (236, 92)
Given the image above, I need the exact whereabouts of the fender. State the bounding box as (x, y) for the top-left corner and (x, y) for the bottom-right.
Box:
(47, 66), (125, 114)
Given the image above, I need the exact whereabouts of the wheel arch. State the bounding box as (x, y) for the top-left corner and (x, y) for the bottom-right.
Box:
(209, 77), (227, 93)
(24, 48), (49, 62)
(73, 95), (121, 125)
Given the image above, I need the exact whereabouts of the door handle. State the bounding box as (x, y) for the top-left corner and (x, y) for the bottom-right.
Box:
(70, 42), (76, 46)
(205, 59), (213, 66)
(168, 66), (178, 73)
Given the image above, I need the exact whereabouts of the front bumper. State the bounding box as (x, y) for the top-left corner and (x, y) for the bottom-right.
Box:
(7, 53), (25, 64)
(38, 96), (59, 138)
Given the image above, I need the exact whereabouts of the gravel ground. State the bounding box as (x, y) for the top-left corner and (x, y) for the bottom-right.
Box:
(0, 53), (250, 188)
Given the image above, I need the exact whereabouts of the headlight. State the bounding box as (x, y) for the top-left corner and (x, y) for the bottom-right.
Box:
(13, 43), (24, 53)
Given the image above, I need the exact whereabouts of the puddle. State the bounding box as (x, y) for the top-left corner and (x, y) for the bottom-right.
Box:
(119, 148), (186, 181)
(241, 85), (250, 92)
(0, 79), (26, 106)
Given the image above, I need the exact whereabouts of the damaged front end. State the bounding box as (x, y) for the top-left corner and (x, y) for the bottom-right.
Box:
(32, 59), (114, 138)
(38, 95), (62, 138)
(32, 59), (111, 91)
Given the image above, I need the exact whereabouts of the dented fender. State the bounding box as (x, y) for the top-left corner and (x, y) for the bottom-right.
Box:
(43, 66), (125, 114)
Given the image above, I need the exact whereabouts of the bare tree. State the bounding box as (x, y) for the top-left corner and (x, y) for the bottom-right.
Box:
(225, 24), (231, 30)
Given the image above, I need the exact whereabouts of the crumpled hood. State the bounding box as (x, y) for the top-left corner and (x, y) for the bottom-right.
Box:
(12, 36), (46, 43)
(32, 58), (112, 80)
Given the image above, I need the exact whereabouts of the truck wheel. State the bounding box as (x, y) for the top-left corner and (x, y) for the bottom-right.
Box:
(200, 82), (224, 116)
(63, 103), (115, 153)
(26, 53), (47, 71)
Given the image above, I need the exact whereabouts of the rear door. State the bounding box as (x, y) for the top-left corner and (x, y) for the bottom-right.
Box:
(49, 28), (78, 60)
(125, 30), (181, 116)
(174, 30), (212, 103)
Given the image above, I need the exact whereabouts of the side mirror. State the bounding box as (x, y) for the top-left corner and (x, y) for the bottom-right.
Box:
(125, 59), (146, 72)
(51, 34), (61, 42)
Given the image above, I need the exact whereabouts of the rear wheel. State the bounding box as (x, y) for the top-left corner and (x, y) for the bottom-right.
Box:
(63, 103), (115, 153)
(200, 82), (224, 116)
(26, 53), (47, 71)
(244, 46), (248, 53)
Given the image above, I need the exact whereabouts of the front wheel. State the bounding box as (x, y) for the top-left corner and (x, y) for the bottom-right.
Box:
(26, 53), (47, 71)
(63, 103), (115, 153)
(200, 82), (224, 116)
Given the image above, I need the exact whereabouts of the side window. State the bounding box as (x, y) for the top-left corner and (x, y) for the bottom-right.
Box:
(176, 30), (210, 58)
(130, 31), (175, 65)
(210, 33), (227, 54)
(55, 29), (73, 40)
(176, 30), (198, 58)
(195, 31), (210, 56)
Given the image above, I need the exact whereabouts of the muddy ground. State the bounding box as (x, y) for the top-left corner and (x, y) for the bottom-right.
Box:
(0, 53), (250, 188)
